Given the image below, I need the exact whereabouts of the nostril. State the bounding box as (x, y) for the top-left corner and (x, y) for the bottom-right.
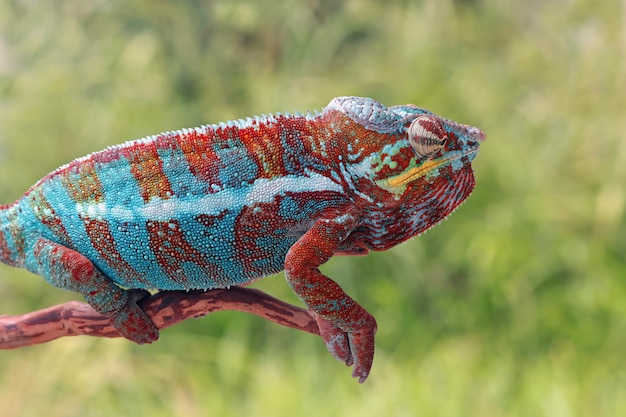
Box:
(467, 126), (486, 142)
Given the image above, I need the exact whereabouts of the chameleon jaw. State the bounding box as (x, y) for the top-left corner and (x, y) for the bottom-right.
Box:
(375, 149), (478, 193)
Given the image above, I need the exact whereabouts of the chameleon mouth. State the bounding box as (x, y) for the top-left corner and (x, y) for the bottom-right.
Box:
(384, 147), (479, 188)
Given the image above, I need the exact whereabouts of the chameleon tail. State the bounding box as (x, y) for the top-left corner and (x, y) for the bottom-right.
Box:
(0, 200), (159, 343)
(0, 203), (25, 267)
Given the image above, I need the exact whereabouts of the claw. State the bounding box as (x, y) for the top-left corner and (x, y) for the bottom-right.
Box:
(348, 325), (376, 383)
(315, 312), (377, 382)
(315, 313), (353, 366)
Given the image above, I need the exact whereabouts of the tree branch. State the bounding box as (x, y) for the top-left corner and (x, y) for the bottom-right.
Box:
(0, 287), (320, 349)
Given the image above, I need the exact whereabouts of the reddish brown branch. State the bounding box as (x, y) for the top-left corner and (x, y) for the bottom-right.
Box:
(0, 287), (319, 349)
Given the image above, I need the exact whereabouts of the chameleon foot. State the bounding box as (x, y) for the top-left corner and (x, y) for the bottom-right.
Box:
(106, 288), (160, 344)
(314, 312), (377, 383)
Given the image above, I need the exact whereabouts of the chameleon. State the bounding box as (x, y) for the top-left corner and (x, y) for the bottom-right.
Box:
(0, 96), (484, 382)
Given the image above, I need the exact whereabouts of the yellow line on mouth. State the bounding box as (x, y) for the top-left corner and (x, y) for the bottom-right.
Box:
(385, 159), (447, 187)
(384, 147), (478, 188)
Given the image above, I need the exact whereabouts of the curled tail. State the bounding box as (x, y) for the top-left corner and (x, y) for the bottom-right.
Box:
(0, 203), (25, 267)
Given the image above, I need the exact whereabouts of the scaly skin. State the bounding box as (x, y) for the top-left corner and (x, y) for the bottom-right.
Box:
(0, 96), (484, 382)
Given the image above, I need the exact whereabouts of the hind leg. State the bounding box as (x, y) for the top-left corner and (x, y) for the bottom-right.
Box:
(25, 237), (159, 344)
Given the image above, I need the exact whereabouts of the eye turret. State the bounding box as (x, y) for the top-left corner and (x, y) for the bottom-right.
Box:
(408, 115), (447, 158)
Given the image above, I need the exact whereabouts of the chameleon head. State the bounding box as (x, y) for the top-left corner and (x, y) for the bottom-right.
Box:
(327, 96), (484, 238)
(373, 110), (485, 195)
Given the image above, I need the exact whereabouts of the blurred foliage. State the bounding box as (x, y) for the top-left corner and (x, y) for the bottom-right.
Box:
(0, 0), (625, 416)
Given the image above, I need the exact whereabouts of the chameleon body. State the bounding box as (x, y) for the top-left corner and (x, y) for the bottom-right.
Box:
(0, 96), (484, 382)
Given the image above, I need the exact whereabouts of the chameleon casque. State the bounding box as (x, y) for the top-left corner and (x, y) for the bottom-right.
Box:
(0, 96), (484, 382)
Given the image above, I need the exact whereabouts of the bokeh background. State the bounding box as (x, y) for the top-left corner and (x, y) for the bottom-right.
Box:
(0, 1), (624, 416)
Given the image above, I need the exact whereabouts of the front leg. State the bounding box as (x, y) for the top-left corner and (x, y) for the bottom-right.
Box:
(284, 208), (377, 383)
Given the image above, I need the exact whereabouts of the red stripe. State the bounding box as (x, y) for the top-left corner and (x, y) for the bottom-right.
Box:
(179, 128), (223, 189)
(60, 158), (104, 203)
(26, 188), (71, 244)
(121, 141), (174, 202)
(147, 219), (221, 287)
(82, 217), (150, 287)
(240, 120), (286, 179)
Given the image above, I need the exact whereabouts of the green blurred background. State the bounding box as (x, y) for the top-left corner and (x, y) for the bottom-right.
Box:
(0, 0), (624, 416)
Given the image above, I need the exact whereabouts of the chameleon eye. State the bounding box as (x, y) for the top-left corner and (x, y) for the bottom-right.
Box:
(408, 115), (447, 158)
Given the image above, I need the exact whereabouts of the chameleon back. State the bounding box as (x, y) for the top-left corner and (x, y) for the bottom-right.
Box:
(2, 112), (350, 290)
